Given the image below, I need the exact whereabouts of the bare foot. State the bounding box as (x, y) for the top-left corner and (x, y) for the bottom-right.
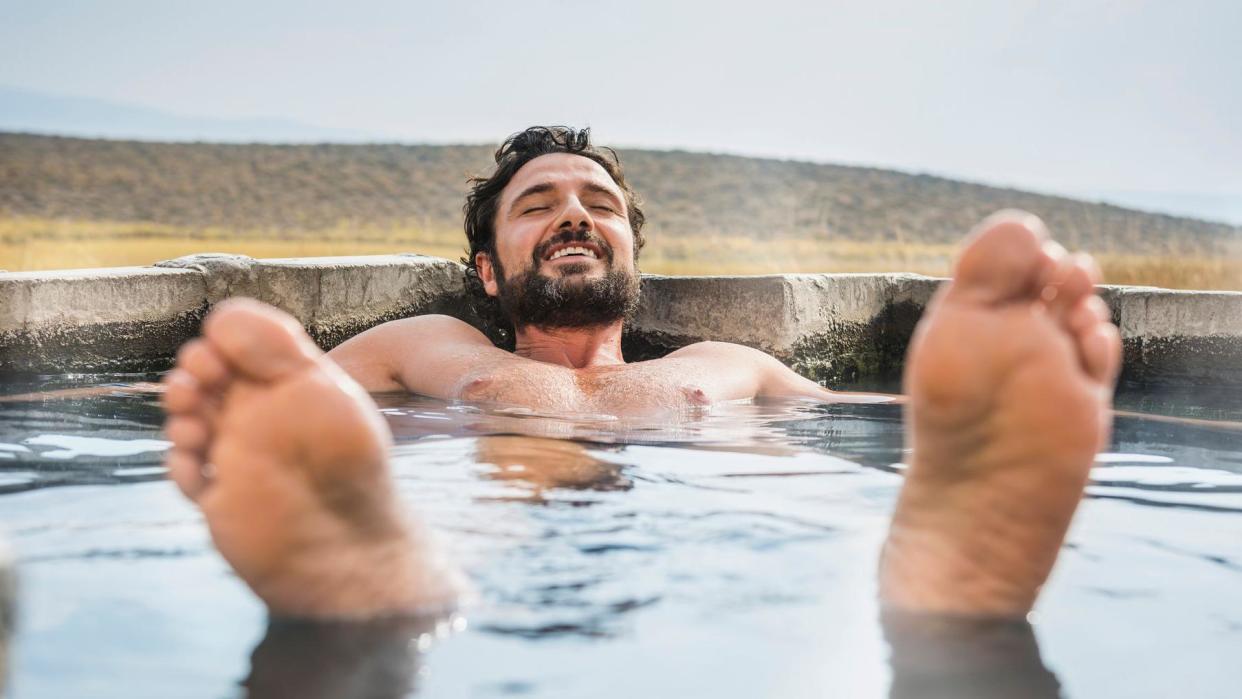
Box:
(880, 211), (1122, 617)
(161, 298), (463, 618)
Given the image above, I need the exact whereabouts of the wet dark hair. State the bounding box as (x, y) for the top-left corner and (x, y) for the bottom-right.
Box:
(461, 126), (646, 345)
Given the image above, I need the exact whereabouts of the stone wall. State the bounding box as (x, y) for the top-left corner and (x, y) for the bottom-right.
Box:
(1, 254), (1239, 384)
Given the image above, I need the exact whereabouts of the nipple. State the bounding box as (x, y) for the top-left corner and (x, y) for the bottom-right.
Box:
(681, 386), (711, 406)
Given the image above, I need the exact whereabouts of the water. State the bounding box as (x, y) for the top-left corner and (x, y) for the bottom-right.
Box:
(0, 375), (1239, 698)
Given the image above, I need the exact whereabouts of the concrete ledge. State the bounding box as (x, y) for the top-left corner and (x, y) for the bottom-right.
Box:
(1, 254), (478, 375)
(1099, 285), (1242, 384)
(153, 252), (478, 347)
(0, 266), (208, 374)
(1, 255), (1240, 385)
(235, 254), (473, 348)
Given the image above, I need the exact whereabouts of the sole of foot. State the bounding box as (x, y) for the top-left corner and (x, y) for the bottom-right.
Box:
(162, 298), (464, 619)
(880, 211), (1121, 617)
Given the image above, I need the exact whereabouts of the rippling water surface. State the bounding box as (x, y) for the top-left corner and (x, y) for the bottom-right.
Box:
(0, 375), (1239, 698)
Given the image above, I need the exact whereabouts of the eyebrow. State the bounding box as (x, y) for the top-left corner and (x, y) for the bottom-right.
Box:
(582, 182), (623, 205)
(509, 182), (556, 211)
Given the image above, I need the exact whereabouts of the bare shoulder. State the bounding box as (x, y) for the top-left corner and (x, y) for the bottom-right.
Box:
(665, 340), (779, 364)
(327, 314), (494, 393)
(331, 314), (491, 355)
(660, 341), (899, 403)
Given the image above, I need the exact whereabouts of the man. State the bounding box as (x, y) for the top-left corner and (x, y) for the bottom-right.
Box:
(323, 126), (887, 413)
(160, 126), (1120, 623)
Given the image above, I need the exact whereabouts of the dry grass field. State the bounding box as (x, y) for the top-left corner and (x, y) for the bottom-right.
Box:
(3, 216), (1239, 290)
(0, 217), (467, 270)
(2, 134), (1238, 289)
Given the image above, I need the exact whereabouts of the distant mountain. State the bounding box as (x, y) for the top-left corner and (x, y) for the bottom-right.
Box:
(0, 132), (1237, 257)
(3, 86), (1239, 228)
(0, 85), (381, 143)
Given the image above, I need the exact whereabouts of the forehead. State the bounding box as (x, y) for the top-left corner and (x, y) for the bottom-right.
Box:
(501, 153), (623, 206)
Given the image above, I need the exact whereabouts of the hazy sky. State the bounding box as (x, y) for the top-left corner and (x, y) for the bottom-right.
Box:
(2, 1), (1239, 209)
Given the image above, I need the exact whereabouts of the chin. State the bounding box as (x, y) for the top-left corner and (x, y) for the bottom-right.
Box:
(550, 262), (598, 277)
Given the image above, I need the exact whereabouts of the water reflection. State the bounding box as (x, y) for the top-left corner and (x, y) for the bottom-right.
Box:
(883, 614), (1062, 699)
(239, 612), (1064, 699)
(474, 436), (632, 504)
(242, 617), (437, 699)
(0, 375), (168, 493)
(1, 376), (1240, 697)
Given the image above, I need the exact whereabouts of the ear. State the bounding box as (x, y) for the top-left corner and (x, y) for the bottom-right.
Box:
(475, 252), (499, 297)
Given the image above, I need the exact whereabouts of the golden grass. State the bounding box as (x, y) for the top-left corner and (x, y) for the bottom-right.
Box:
(0, 235), (469, 271)
(1095, 254), (1242, 290)
(0, 216), (467, 270)
(2, 217), (1238, 291)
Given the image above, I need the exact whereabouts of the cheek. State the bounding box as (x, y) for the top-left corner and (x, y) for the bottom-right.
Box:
(599, 222), (636, 261)
(495, 228), (538, 268)
(611, 233), (637, 264)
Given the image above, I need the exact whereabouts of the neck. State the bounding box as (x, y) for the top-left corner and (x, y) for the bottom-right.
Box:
(513, 322), (626, 369)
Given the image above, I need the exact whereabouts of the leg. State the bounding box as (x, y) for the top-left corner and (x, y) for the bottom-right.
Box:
(880, 211), (1121, 616)
(162, 298), (464, 618)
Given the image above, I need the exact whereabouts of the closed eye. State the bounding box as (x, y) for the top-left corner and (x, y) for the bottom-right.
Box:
(591, 205), (617, 213)
(523, 206), (550, 215)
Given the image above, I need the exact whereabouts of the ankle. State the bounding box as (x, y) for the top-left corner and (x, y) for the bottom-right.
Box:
(255, 525), (462, 620)
(879, 517), (1041, 618)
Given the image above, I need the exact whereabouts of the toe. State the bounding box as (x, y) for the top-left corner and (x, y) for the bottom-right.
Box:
(1043, 252), (1101, 323)
(176, 339), (231, 389)
(1068, 296), (1110, 336)
(166, 449), (210, 501)
(1080, 320), (1123, 387)
(203, 298), (321, 382)
(949, 210), (1055, 306)
(161, 370), (204, 414)
(165, 415), (211, 454)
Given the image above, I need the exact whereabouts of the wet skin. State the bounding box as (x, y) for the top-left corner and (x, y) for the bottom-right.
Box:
(881, 211), (1121, 616)
(162, 301), (465, 618)
(161, 210), (1120, 619)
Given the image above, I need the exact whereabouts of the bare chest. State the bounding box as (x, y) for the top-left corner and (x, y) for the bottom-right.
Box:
(454, 358), (724, 415)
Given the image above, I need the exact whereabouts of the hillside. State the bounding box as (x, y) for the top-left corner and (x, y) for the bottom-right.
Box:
(4, 132), (1239, 251)
(1, 132), (1239, 289)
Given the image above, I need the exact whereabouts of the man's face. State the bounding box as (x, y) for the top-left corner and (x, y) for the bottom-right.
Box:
(478, 153), (640, 329)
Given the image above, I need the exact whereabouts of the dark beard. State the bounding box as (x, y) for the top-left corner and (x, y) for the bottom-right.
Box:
(493, 238), (640, 330)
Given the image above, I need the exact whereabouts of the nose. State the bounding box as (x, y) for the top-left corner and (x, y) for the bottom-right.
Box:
(555, 195), (592, 232)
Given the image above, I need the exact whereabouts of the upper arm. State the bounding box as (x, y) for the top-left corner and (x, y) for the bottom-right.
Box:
(327, 314), (497, 395)
(667, 342), (901, 404)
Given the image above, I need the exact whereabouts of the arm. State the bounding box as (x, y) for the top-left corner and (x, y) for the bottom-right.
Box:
(666, 341), (900, 404)
(0, 383), (163, 403)
(327, 314), (503, 397)
(758, 353), (903, 404)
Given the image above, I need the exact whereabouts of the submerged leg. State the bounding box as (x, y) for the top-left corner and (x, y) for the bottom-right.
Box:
(881, 211), (1121, 616)
(162, 298), (464, 618)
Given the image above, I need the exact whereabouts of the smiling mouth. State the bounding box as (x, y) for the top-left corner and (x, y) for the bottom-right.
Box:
(547, 246), (600, 261)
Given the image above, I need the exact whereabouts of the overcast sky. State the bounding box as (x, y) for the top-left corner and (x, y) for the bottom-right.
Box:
(2, 0), (1239, 220)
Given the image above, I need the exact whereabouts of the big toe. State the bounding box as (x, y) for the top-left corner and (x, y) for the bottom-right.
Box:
(202, 298), (322, 382)
(949, 210), (1056, 305)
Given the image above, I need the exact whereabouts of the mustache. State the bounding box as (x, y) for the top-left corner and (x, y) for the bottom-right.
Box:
(532, 228), (613, 265)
